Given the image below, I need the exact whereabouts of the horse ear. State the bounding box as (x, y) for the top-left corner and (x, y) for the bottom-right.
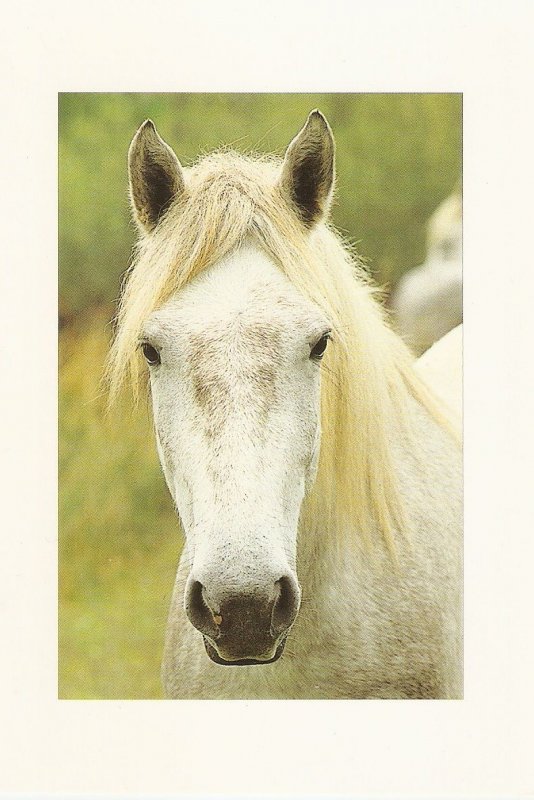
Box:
(128, 120), (185, 233)
(279, 110), (335, 228)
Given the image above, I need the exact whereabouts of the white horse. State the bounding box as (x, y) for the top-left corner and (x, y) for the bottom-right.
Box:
(107, 111), (462, 699)
(416, 323), (462, 430)
(390, 191), (462, 355)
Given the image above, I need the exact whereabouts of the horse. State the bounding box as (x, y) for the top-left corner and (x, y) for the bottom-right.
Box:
(106, 110), (463, 699)
(390, 190), (462, 355)
(416, 323), (462, 431)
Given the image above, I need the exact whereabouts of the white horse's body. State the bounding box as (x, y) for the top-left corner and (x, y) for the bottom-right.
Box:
(416, 324), (462, 428)
(110, 111), (463, 699)
(391, 192), (462, 355)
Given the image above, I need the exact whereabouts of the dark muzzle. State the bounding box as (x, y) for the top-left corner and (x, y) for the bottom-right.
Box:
(185, 574), (300, 665)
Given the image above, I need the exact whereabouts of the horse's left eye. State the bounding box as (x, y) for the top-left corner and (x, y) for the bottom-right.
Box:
(310, 333), (330, 361)
(141, 342), (161, 366)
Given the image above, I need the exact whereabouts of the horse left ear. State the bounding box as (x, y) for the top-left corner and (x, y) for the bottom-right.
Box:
(279, 110), (335, 228)
(128, 120), (185, 234)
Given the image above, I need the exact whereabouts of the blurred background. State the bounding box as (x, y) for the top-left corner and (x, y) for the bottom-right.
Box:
(59, 93), (462, 698)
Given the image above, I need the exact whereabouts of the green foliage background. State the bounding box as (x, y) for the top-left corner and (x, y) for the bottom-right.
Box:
(59, 93), (461, 698)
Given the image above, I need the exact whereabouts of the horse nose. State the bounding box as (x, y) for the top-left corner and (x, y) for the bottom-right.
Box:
(270, 575), (301, 636)
(184, 574), (300, 660)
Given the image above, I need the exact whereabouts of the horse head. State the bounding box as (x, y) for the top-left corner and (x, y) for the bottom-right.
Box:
(127, 112), (335, 664)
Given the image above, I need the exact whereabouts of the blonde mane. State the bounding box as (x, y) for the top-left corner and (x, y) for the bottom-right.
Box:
(106, 150), (455, 551)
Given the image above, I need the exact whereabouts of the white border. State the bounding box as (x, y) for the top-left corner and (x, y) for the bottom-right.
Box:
(2, 1), (534, 796)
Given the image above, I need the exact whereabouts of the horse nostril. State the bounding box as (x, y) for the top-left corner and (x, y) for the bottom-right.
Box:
(271, 574), (301, 637)
(184, 579), (220, 637)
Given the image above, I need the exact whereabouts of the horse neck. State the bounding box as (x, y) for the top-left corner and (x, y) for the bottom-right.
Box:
(295, 392), (450, 600)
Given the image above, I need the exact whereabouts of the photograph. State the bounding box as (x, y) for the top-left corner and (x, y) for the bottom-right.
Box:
(3, 2), (534, 796)
(59, 92), (463, 700)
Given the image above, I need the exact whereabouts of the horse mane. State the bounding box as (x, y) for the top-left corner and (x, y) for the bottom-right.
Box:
(106, 150), (456, 552)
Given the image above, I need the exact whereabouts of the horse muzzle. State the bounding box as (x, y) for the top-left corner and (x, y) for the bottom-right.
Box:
(184, 573), (300, 665)
(202, 633), (288, 666)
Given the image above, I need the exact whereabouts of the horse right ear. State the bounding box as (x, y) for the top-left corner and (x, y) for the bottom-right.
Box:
(128, 120), (185, 234)
(279, 110), (335, 228)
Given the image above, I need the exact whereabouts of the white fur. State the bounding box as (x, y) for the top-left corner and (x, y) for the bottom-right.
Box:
(391, 191), (462, 355)
(144, 245), (327, 624)
(416, 324), (462, 429)
(145, 242), (463, 698)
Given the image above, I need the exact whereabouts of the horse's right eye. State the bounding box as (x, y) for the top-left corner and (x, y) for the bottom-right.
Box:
(141, 342), (161, 366)
(310, 332), (331, 361)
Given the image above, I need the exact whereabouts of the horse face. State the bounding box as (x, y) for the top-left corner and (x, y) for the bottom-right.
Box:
(142, 242), (331, 664)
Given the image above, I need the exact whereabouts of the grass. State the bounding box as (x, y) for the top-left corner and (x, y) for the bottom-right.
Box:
(59, 313), (183, 698)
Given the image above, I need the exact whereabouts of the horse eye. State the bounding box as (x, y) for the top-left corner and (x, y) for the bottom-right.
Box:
(141, 342), (161, 366)
(310, 333), (330, 361)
